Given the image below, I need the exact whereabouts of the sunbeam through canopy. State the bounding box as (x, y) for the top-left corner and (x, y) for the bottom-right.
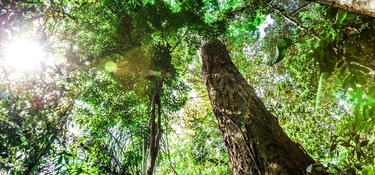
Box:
(1, 37), (49, 74)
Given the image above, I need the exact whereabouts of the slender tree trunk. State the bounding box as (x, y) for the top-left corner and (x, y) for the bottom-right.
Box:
(146, 94), (157, 175)
(145, 43), (171, 174)
(308, 0), (375, 17)
(199, 41), (315, 175)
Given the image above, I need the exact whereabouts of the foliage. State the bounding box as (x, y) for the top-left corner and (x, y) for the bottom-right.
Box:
(1, 0), (375, 174)
(158, 93), (231, 175)
(254, 2), (375, 173)
(0, 64), (79, 174)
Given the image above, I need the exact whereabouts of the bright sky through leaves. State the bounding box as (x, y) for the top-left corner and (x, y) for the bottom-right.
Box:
(258, 15), (274, 39)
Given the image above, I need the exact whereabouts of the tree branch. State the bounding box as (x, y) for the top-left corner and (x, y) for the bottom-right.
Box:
(171, 30), (188, 52)
(290, 2), (310, 15)
(268, 3), (320, 40)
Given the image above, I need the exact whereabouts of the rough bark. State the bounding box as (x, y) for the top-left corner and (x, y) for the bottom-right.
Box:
(308, 0), (375, 17)
(199, 41), (315, 175)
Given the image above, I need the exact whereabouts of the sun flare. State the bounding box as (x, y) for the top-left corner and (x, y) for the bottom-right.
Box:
(1, 37), (47, 72)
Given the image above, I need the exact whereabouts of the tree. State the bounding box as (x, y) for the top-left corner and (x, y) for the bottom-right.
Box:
(199, 41), (317, 174)
(57, 0), (224, 173)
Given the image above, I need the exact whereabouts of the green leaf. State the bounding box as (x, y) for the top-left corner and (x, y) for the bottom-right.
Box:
(31, 165), (38, 173)
(335, 10), (348, 25)
(267, 38), (292, 66)
(57, 156), (63, 164)
(306, 164), (313, 173)
(267, 45), (279, 66)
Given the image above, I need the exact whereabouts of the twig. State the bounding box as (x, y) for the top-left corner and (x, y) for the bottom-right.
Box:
(171, 30), (188, 52)
(353, 62), (375, 75)
(290, 2), (311, 15)
(162, 134), (179, 175)
(268, 3), (320, 40)
(36, 17), (49, 35)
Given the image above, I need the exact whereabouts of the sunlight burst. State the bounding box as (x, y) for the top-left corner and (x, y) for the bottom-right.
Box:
(1, 37), (47, 72)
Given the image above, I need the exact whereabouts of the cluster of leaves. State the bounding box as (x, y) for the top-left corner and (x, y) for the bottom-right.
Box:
(157, 93), (231, 175)
(251, 2), (375, 173)
(0, 64), (80, 174)
(300, 7), (375, 173)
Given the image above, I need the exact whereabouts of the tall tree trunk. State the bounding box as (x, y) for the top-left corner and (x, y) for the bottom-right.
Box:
(199, 41), (315, 174)
(308, 0), (375, 17)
